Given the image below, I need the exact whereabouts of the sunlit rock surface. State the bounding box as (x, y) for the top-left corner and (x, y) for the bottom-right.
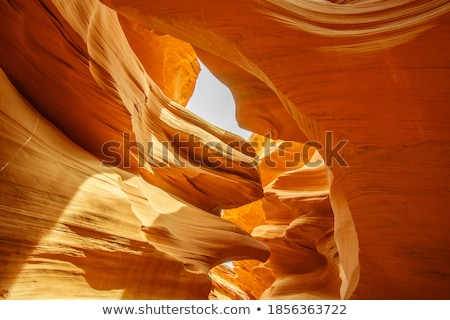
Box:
(1, 0), (450, 299)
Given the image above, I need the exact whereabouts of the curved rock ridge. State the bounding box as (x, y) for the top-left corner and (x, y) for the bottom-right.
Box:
(1, 0), (450, 300)
(262, 0), (450, 52)
(0, 67), (268, 299)
(213, 134), (350, 299)
(0, 0), (268, 299)
(0, 68), (211, 299)
(0, 0), (262, 214)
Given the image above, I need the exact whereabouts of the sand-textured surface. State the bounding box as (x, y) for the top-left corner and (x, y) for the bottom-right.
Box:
(1, 0), (449, 299)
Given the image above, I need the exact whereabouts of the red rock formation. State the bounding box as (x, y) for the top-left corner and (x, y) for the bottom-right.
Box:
(1, 0), (450, 299)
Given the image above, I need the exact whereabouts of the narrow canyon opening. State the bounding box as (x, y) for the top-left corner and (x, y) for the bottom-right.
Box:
(186, 60), (251, 139)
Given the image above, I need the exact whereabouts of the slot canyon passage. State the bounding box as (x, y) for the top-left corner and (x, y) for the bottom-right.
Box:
(1, 0), (450, 300)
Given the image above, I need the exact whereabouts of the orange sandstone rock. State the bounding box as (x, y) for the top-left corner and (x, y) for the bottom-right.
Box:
(1, 0), (450, 300)
(101, 0), (450, 299)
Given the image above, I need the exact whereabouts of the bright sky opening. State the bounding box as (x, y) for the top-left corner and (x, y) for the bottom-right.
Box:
(186, 60), (251, 140)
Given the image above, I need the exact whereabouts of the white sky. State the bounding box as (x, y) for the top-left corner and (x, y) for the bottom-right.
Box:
(186, 61), (251, 139)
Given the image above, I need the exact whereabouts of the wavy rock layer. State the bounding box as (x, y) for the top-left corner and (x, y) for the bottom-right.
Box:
(1, 0), (450, 299)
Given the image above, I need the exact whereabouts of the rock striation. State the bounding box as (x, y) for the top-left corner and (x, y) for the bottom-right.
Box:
(1, 0), (450, 299)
